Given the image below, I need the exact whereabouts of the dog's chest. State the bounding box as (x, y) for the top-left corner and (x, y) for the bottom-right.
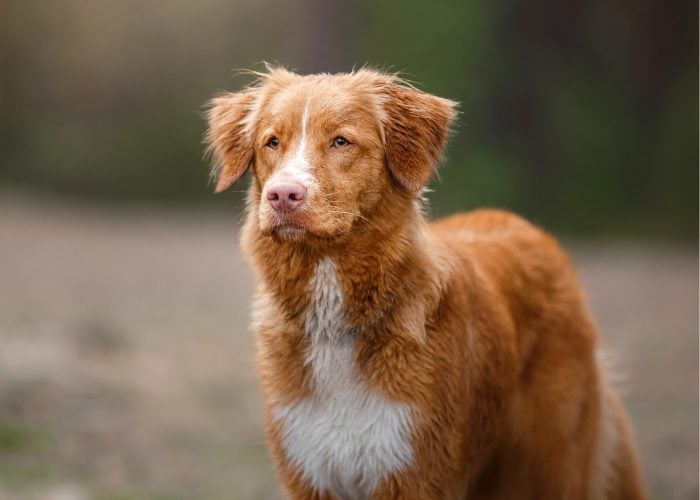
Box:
(273, 258), (414, 499)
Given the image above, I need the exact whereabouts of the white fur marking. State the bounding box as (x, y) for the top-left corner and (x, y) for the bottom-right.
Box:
(266, 99), (315, 189)
(275, 258), (414, 498)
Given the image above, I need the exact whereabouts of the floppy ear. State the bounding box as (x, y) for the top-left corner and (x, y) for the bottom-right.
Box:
(205, 90), (257, 193)
(381, 85), (457, 192)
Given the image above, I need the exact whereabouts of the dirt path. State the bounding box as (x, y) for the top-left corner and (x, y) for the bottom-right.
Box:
(0, 196), (696, 499)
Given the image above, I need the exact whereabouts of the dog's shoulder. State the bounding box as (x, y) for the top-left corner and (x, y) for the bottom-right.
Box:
(430, 208), (542, 240)
(429, 208), (567, 265)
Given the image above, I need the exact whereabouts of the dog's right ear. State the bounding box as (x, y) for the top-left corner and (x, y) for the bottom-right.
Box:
(205, 90), (257, 193)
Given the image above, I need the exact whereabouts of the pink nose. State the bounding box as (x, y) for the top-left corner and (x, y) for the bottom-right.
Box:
(266, 180), (307, 214)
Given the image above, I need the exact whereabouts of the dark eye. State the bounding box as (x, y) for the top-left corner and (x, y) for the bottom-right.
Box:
(332, 136), (350, 148)
(266, 136), (280, 149)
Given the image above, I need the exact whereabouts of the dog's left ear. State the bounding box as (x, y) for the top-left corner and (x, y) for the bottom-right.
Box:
(205, 90), (257, 193)
(380, 84), (458, 192)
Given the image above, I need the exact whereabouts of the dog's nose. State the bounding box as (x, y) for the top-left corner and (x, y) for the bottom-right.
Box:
(266, 180), (307, 213)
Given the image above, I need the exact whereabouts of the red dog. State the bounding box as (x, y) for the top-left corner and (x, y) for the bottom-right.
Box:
(206, 67), (646, 499)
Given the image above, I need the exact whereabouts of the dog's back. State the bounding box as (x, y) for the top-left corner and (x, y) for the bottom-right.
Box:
(429, 209), (646, 499)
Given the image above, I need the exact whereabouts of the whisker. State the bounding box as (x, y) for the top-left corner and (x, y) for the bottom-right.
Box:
(225, 190), (260, 196)
(326, 209), (383, 232)
(317, 191), (342, 200)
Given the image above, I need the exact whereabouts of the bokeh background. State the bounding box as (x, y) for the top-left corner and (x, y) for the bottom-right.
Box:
(0, 1), (697, 499)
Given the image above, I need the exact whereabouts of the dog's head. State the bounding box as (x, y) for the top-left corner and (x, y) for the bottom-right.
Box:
(205, 67), (457, 243)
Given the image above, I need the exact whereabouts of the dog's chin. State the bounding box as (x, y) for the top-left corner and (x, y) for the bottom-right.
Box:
(272, 224), (309, 242)
(262, 220), (349, 245)
(259, 209), (354, 244)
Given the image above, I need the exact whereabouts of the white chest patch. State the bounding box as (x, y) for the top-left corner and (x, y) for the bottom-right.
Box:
(274, 257), (414, 499)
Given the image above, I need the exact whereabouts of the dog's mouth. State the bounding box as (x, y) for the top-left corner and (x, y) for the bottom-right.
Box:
(271, 222), (347, 242)
(259, 201), (355, 243)
(263, 216), (349, 243)
(272, 223), (308, 240)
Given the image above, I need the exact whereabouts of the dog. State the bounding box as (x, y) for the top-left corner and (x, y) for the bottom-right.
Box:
(205, 67), (646, 499)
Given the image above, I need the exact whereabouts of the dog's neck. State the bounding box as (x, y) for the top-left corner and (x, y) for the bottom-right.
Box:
(243, 193), (445, 337)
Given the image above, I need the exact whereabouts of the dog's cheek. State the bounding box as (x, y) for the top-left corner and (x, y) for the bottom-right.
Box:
(357, 177), (382, 214)
(356, 158), (389, 211)
(251, 158), (275, 192)
(250, 177), (277, 233)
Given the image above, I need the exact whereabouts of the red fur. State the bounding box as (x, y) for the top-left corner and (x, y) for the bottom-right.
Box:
(205, 67), (646, 499)
(205, 90), (257, 192)
(381, 84), (457, 191)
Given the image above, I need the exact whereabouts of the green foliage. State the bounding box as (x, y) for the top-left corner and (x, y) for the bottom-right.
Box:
(0, 419), (52, 490)
(0, 420), (36, 451)
(0, 0), (696, 238)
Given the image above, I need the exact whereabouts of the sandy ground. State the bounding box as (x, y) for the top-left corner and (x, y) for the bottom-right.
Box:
(0, 195), (697, 500)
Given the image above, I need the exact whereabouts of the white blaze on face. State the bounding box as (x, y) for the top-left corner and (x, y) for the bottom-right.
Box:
(264, 99), (315, 194)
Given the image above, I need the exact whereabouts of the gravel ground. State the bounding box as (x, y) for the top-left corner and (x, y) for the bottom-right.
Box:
(0, 195), (696, 500)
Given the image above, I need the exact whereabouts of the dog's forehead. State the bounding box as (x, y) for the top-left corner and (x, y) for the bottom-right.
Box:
(260, 74), (378, 127)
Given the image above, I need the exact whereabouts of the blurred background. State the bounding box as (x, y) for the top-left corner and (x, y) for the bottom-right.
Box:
(0, 0), (697, 499)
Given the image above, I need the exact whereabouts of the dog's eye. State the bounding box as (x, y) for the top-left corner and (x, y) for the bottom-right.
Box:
(266, 137), (280, 149)
(332, 136), (350, 148)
